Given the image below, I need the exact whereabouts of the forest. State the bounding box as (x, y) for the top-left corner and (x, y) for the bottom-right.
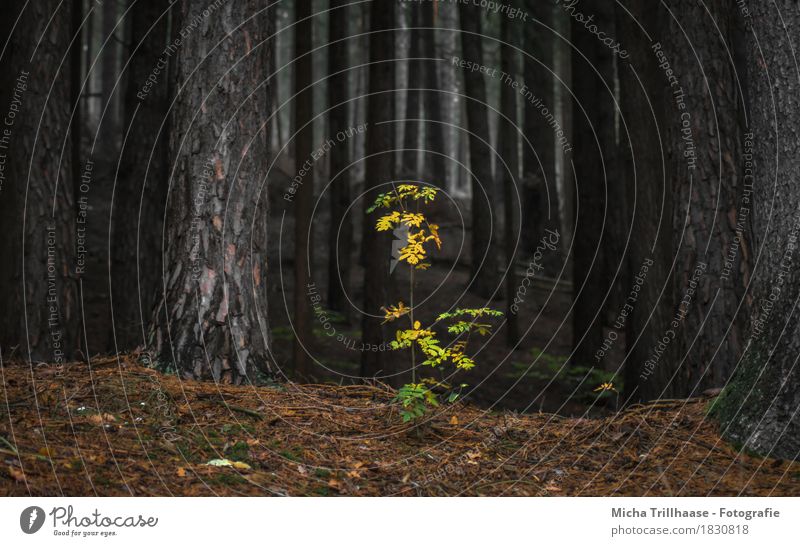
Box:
(0, 0), (799, 497)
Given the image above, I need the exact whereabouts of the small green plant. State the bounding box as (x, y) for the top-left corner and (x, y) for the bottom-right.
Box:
(368, 184), (502, 422)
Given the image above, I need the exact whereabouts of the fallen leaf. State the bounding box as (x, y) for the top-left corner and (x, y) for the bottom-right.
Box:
(205, 458), (251, 470)
(88, 413), (116, 425)
(450, 415), (459, 425)
(7, 466), (25, 482)
(177, 467), (186, 477)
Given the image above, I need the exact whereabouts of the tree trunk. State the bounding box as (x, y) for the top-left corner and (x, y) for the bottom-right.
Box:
(522, 0), (561, 276)
(459, 3), (499, 299)
(571, 0), (614, 367)
(712, 1), (800, 460)
(111, 0), (172, 351)
(420, 1), (446, 189)
(655, 0), (752, 398)
(500, 11), (520, 346)
(70, 0), (83, 209)
(145, 0), (272, 383)
(616, 1), (672, 403)
(292, 0), (314, 378)
(0, 1), (79, 363)
(327, 0), (352, 317)
(402, 3), (422, 178)
(361, 1), (395, 377)
(99, 0), (120, 157)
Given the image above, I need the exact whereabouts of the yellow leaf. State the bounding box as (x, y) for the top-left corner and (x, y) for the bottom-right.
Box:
(232, 461), (252, 470)
(449, 415), (459, 425)
(376, 211), (401, 231)
(413, 321), (421, 330)
(401, 212), (425, 227)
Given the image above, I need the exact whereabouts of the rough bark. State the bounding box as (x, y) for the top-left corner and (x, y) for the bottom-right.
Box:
(500, 11), (520, 346)
(616, 1), (672, 402)
(654, 0), (752, 398)
(361, 1), (395, 377)
(327, 0), (352, 317)
(146, 0), (272, 383)
(459, 3), (499, 299)
(522, 0), (561, 275)
(111, 0), (171, 351)
(713, 1), (800, 460)
(0, 1), (79, 363)
(570, 0), (614, 367)
(292, 0), (314, 378)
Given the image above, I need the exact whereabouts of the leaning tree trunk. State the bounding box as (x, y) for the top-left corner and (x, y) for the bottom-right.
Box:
(145, 0), (272, 383)
(292, 0), (314, 378)
(616, 0), (672, 403)
(111, 0), (172, 351)
(522, 0), (561, 277)
(0, 1), (79, 364)
(327, 0), (353, 317)
(500, 11), (520, 346)
(653, 0), (752, 399)
(361, 1), (395, 378)
(570, 0), (614, 367)
(459, 3), (499, 299)
(712, 1), (800, 460)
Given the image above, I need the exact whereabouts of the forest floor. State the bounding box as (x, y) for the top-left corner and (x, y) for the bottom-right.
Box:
(1, 356), (798, 496)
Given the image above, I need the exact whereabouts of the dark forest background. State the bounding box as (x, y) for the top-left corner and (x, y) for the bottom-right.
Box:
(0, 0), (798, 461)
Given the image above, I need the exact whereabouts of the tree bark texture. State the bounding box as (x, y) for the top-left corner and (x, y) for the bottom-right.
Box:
(146, 0), (272, 383)
(0, 1), (79, 364)
(713, 1), (800, 460)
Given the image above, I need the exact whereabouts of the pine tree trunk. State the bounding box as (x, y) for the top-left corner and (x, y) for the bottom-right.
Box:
(459, 3), (499, 299)
(616, 1), (673, 402)
(420, 1), (446, 189)
(713, 1), (800, 460)
(522, 0), (561, 277)
(0, 1), (79, 364)
(656, 0), (752, 398)
(500, 11), (520, 346)
(361, 1), (395, 377)
(292, 0), (314, 378)
(145, 0), (272, 383)
(402, 3), (422, 178)
(99, 0), (120, 157)
(571, 0), (614, 367)
(327, 0), (352, 317)
(111, 0), (172, 351)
